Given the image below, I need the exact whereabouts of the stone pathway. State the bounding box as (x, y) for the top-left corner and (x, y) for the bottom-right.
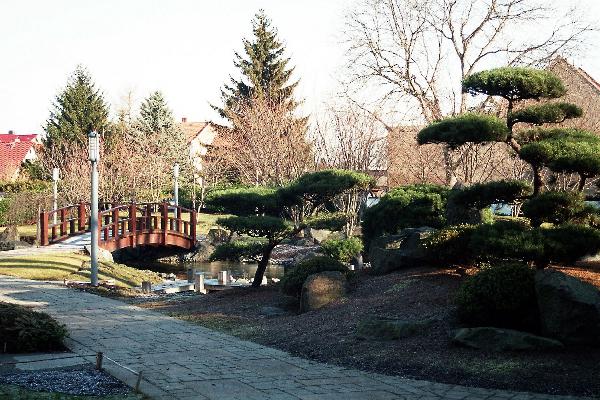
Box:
(0, 233), (90, 258)
(0, 276), (591, 400)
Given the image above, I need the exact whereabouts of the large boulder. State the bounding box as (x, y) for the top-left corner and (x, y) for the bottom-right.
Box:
(305, 228), (333, 244)
(452, 327), (563, 351)
(357, 317), (433, 340)
(368, 227), (436, 274)
(300, 271), (347, 312)
(207, 228), (229, 245)
(0, 225), (19, 243)
(535, 269), (600, 345)
(84, 245), (114, 263)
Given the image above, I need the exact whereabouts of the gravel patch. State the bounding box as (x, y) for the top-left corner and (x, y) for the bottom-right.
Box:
(0, 369), (130, 396)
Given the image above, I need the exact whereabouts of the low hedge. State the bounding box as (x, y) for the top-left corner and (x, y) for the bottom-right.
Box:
(0, 302), (67, 352)
(281, 256), (349, 298)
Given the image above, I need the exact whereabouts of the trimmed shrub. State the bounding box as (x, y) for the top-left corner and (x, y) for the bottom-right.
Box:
(0, 198), (10, 226)
(450, 180), (532, 210)
(455, 263), (539, 331)
(362, 184), (449, 250)
(321, 237), (363, 263)
(470, 219), (545, 264)
(423, 225), (476, 266)
(522, 191), (592, 227)
(0, 302), (67, 353)
(281, 256), (348, 298)
(541, 224), (600, 266)
(417, 113), (509, 149)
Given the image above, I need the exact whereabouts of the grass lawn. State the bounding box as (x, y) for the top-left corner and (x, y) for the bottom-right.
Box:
(0, 252), (162, 287)
(0, 384), (143, 400)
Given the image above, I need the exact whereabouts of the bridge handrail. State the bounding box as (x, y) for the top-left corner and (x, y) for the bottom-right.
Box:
(40, 201), (197, 250)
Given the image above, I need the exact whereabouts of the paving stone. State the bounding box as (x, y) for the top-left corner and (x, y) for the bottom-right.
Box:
(0, 276), (593, 400)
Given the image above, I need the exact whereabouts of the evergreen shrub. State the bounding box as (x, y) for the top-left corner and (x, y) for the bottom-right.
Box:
(455, 262), (539, 331)
(0, 302), (67, 353)
(321, 237), (363, 263)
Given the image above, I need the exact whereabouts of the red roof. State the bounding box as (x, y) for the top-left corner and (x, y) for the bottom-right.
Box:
(0, 133), (38, 143)
(0, 141), (35, 180)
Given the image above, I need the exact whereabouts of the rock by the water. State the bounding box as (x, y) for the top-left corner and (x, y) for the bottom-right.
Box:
(357, 317), (433, 340)
(368, 227), (435, 275)
(84, 245), (114, 263)
(0, 225), (19, 243)
(535, 269), (600, 345)
(305, 228), (333, 244)
(0, 242), (15, 251)
(300, 271), (346, 312)
(291, 248), (322, 266)
(207, 228), (229, 244)
(452, 327), (563, 351)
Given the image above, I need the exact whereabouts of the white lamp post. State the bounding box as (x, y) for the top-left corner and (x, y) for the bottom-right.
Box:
(173, 163), (180, 207)
(88, 131), (100, 286)
(173, 163), (180, 231)
(52, 168), (59, 225)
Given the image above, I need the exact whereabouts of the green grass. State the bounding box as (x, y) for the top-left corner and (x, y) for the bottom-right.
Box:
(0, 384), (144, 400)
(0, 252), (162, 287)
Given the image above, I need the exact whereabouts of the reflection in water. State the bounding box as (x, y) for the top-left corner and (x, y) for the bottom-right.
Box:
(133, 260), (285, 280)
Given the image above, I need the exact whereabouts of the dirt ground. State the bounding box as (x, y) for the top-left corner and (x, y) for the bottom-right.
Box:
(131, 265), (600, 397)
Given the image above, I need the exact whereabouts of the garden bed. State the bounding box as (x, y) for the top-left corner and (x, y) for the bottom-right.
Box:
(132, 265), (600, 397)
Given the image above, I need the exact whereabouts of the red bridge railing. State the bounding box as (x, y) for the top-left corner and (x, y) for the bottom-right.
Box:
(40, 202), (197, 251)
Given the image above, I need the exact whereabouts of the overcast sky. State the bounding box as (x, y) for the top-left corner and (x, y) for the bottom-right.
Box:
(1, 0), (599, 134)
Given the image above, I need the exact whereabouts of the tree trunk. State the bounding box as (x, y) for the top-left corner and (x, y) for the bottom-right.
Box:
(532, 165), (543, 195)
(443, 146), (457, 187)
(578, 175), (587, 192)
(252, 242), (277, 288)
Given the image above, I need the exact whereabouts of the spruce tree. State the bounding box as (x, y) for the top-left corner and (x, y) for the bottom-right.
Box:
(44, 66), (109, 149)
(216, 10), (300, 117)
(136, 91), (177, 135)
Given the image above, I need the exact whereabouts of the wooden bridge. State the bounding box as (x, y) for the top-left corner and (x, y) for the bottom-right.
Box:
(39, 202), (197, 251)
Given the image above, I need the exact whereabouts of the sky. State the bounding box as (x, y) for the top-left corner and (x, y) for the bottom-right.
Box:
(1, 0), (599, 134)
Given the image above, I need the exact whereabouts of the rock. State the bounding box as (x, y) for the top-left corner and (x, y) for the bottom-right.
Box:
(300, 271), (346, 312)
(452, 327), (563, 351)
(291, 249), (323, 266)
(84, 245), (114, 263)
(368, 227), (436, 274)
(305, 228), (333, 244)
(207, 228), (229, 245)
(0, 225), (19, 243)
(0, 242), (15, 251)
(357, 317), (433, 340)
(259, 306), (287, 318)
(535, 269), (600, 345)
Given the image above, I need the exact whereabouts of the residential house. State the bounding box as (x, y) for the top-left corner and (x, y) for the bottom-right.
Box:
(178, 118), (219, 176)
(0, 131), (40, 181)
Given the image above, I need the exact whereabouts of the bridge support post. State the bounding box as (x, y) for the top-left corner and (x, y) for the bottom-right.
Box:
(78, 202), (86, 232)
(129, 203), (137, 248)
(190, 211), (197, 247)
(40, 211), (49, 246)
(161, 202), (168, 245)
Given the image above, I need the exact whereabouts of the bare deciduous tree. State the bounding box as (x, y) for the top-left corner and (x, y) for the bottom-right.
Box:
(311, 102), (385, 234)
(212, 96), (312, 187)
(345, 0), (595, 186)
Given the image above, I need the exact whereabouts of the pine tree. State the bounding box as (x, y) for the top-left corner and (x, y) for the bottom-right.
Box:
(136, 91), (177, 135)
(44, 66), (109, 149)
(133, 91), (189, 202)
(216, 10), (300, 117)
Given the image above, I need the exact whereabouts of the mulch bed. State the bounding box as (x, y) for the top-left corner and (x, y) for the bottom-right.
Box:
(133, 265), (600, 398)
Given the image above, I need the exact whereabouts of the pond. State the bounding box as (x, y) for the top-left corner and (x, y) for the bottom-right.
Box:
(131, 259), (285, 281)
